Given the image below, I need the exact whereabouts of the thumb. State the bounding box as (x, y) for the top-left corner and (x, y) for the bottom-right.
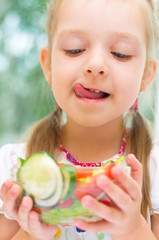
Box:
(126, 154), (143, 188)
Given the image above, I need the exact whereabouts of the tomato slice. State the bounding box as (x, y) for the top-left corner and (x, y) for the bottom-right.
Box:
(104, 163), (116, 180)
(76, 170), (93, 179)
(33, 206), (42, 214)
(74, 179), (103, 201)
(99, 194), (113, 206)
(74, 163), (117, 206)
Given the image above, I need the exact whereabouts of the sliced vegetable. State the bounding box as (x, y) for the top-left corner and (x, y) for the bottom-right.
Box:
(76, 169), (93, 179)
(74, 179), (104, 201)
(60, 165), (76, 200)
(17, 152), (63, 207)
(104, 162), (116, 180)
(15, 152), (130, 225)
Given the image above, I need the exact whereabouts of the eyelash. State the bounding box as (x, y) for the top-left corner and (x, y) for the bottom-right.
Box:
(65, 49), (85, 55)
(111, 52), (131, 60)
(64, 49), (131, 60)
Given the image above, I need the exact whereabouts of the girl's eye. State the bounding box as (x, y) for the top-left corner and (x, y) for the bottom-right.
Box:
(65, 49), (85, 55)
(111, 52), (131, 60)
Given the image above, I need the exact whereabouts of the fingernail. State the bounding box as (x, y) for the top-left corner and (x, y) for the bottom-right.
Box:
(5, 179), (12, 187)
(82, 196), (92, 208)
(127, 154), (136, 163)
(11, 185), (18, 194)
(112, 166), (122, 176)
(97, 175), (109, 187)
(22, 199), (28, 207)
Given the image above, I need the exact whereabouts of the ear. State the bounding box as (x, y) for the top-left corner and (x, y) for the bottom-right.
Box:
(39, 47), (52, 83)
(140, 58), (158, 92)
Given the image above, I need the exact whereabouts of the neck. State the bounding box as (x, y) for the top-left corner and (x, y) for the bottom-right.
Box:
(60, 116), (124, 163)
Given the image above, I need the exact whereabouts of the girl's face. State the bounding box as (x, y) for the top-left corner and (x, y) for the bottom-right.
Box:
(46, 0), (154, 127)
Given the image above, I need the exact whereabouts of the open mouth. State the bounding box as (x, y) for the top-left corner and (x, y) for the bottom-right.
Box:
(74, 84), (110, 100)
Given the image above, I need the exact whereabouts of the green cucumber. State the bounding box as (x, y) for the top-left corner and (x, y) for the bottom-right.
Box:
(60, 165), (76, 200)
(17, 152), (63, 207)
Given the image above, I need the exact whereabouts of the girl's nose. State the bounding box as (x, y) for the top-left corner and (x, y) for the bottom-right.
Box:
(86, 69), (105, 76)
(83, 53), (108, 78)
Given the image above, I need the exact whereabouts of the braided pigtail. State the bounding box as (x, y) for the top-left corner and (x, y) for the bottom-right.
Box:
(125, 108), (153, 220)
(26, 106), (63, 158)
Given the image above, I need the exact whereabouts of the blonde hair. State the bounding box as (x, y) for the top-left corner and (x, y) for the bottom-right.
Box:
(26, 0), (159, 220)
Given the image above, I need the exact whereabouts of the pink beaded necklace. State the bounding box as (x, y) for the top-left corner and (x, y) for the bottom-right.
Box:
(59, 131), (127, 167)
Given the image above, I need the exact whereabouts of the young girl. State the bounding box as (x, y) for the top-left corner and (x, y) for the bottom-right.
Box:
(0, 0), (159, 239)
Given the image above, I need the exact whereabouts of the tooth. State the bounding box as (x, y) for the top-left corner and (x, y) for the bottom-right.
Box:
(89, 89), (100, 93)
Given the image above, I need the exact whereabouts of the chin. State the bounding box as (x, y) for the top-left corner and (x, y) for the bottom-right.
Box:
(73, 116), (107, 128)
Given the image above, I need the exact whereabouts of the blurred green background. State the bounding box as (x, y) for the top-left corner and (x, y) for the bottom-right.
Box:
(0, 0), (158, 147)
(0, 0), (56, 147)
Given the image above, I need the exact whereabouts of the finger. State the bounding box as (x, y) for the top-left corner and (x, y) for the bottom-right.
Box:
(18, 196), (33, 231)
(29, 211), (58, 240)
(111, 166), (142, 201)
(3, 184), (22, 219)
(81, 195), (122, 224)
(0, 179), (13, 200)
(96, 174), (133, 211)
(74, 218), (112, 232)
(28, 211), (42, 236)
(126, 154), (143, 187)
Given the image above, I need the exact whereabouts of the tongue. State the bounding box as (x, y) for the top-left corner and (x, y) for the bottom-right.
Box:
(74, 84), (106, 99)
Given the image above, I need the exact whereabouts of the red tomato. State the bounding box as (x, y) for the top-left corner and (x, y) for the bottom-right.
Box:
(99, 194), (113, 206)
(58, 163), (64, 167)
(74, 180), (103, 201)
(74, 163), (118, 206)
(74, 180), (114, 206)
(104, 163), (116, 180)
(33, 206), (42, 214)
(76, 170), (93, 179)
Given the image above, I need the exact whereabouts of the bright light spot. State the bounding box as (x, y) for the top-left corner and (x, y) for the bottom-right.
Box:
(3, 12), (20, 35)
(5, 31), (34, 56)
(3, 12), (35, 57)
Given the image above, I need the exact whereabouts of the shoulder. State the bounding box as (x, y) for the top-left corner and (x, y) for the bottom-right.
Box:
(0, 143), (27, 184)
(149, 140), (159, 214)
(149, 140), (159, 183)
(0, 143), (27, 213)
(0, 143), (27, 165)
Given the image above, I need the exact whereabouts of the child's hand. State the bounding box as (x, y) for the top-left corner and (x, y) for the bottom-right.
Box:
(0, 180), (58, 240)
(74, 154), (143, 236)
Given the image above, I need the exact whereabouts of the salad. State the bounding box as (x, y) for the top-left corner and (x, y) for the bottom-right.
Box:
(12, 152), (131, 225)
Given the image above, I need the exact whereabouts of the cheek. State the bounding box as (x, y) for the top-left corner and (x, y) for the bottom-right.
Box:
(118, 82), (139, 108)
(113, 64), (144, 108)
(52, 49), (82, 75)
(50, 54), (76, 105)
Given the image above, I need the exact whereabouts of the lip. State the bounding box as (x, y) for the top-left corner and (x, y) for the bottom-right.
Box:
(78, 84), (107, 93)
(75, 95), (110, 103)
(74, 83), (110, 102)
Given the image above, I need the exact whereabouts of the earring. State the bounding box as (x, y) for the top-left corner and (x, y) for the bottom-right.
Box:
(130, 93), (140, 111)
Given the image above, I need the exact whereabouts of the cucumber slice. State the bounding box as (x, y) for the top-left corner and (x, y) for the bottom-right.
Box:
(17, 157), (26, 167)
(60, 165), (76, 200)
(17, 152), (63, 207)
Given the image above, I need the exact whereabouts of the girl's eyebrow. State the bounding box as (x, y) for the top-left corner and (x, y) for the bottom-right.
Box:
(57, 29), (140, 45)
(111, 32), (141, 44)
(57, 29), (88, 39)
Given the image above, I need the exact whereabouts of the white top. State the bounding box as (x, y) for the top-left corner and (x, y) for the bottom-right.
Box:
(0, 142), (159, 240)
